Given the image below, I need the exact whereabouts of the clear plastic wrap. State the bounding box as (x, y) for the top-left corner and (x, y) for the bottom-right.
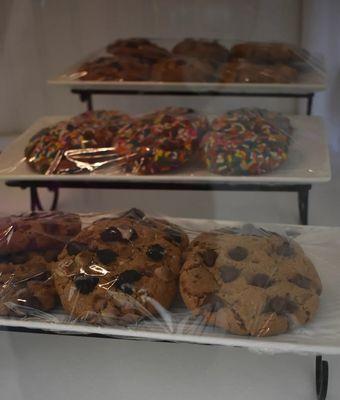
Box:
(0, 107), (331, 184)
(1, 209), (340, 355)
(49, 38), (325, 87)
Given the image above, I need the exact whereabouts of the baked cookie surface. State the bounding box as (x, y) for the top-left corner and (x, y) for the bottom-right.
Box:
(0, 212), (80, 316)
(0, 212), (81, 255)
(200, 108), (292, 175)
(114, 107), (209, 174)
(151, 56), (217, 82)
(180, 228), (322, 336)
(219, 60), (298, 83)
(172, 39), (229, 66)
(25, 110), (129, 174)
(54, 209), (189, 324)
(106, 38), (170, 65)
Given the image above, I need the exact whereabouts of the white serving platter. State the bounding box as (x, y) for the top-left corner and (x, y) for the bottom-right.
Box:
(0, 217), (340, 356)
(0, 115), (331, 184)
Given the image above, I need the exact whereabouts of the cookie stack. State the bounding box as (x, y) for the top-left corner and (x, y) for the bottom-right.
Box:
(77, 38), (306, 83)
(0, 212), (81, 316)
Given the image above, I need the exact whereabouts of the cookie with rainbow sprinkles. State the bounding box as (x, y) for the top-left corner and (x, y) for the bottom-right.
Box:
(114, 107), (209, 174)
(200, 108), (292, 176)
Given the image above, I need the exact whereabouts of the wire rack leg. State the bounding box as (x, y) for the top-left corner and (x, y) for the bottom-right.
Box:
(29, 187), (60, 212)
(298, 188), (309, 225)
(316, 355), (329, 400)
(307, 93), (314, 115)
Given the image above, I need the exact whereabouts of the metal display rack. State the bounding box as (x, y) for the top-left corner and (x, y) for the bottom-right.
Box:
(3, 85), (329, 399)
(5, 89), (315, 224)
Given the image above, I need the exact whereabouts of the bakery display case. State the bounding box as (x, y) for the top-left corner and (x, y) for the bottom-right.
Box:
(2, 1), (339, 400)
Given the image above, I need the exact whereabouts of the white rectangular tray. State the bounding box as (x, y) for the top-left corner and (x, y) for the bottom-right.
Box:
(0, 217), (340, 355)
(0, 115), (331, 184)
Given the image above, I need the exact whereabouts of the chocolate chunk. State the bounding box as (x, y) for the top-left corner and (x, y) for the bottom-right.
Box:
(96, 249), (117, 265)
(120, 283), (133, 295)
(265, 296), (298, 315)
(42, 222), (59, 235)
(147, 244), (166, 261)
(83, 130), (95, 140)
(286, 300), (298, 313)
(122, 208), (145, 220)
(164, 227), (182, 245)
(289, 274), (311, 289)
(100, 227), (123, 242)
(266, 296), (287, 315)
(250, 273), (273, 288)
(66, 124), (75, 132)
(220, 266), (240, 283)
(228, 246), (248, 261)
(200, 249), (218, 267)
(74, 274), (99, 294)
(0, 254), (10, 263)
(276, 241), (295, 257)
(10, 252), (30, 264)
(115, 270), (142, 289)
(43, 249), (60, 262)
(66, 241), (87, 256)
(203, 293), (224, 312)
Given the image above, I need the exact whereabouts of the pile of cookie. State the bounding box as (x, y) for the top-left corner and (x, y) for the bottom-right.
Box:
(0, 209), (322, 337)
(25, 107), (292, 176)
(76, 38), (309, 83)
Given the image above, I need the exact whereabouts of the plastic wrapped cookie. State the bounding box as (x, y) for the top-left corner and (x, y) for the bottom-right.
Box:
(200, 108), (292, 175)
(180, 228), (322, 337)
(54, 209), (189, 325)
(114, 107), (209, 174)
(0, 212), (82, 317)
(172, 39), (229, 66)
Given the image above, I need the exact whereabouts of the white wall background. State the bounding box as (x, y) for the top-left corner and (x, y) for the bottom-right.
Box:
(1, 0), (301, 134)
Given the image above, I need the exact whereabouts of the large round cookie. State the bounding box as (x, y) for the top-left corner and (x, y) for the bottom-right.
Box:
(219, 60), (298, 83)
(78, 55), (152, 81)
(54, 209), (189, 325)
(0, 212), (81, 255)
(230, 42), (300, 64)
(180, 229), (322, 337)
(25, 110), (129, 174)
(114, 107), (209, 174)
(173, 39), (229, 66)
(200, 108), (292, 175)
(106, 38), (170, 65)
(151, 56), (217, 82)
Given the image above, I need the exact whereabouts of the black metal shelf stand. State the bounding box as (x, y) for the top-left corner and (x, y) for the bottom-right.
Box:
(6, 88), (315, 224)
(71, 88), (315, 115)
(3, 87), (328, 398)
(5, 180), (311, 225)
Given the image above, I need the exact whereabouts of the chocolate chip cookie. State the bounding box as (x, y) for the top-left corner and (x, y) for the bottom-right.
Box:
(180, 229), (322, 337)
(54, 209), (189, 325)
(0, 212), (81, 255)
(0, 212), (81, 316)
(0, 273), (57, 317)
